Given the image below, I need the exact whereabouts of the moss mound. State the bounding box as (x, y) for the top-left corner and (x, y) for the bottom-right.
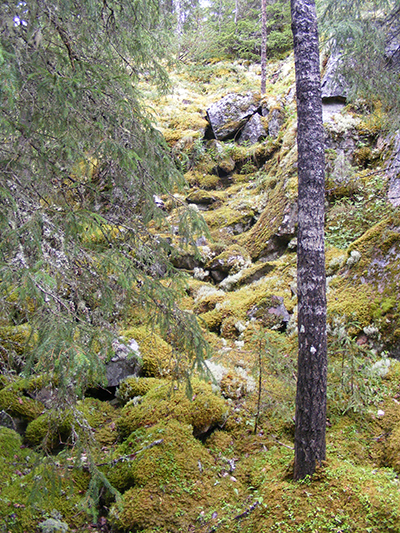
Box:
(242, 450), (400, 533)
(109, 419), (244, 532)
(0, 378), (44, 423)
(120, 326), (177, 377)
(117, 376), (168, 404)
(25, 397), (119, 449)
(117, 379), (228, 438)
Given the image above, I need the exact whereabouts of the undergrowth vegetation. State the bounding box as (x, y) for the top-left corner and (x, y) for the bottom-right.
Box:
(1, 42), (400, 533)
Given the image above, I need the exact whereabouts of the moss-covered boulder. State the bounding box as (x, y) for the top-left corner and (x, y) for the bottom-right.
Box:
(0, 379), (44, 424)
(327, 213), (400, 354)
(0, 323), (35, 356)
(117, 379), (228, 438)
(207, 245), (251, 282)
(109, 419), (244, 532)
(239, 184), (297, 261)
(116, 376), (167, 404)
(186, 189), (220, 207)
(25, 397), (119, 450)
(202, 203), (255, 237)
(120, 326), (177, 377)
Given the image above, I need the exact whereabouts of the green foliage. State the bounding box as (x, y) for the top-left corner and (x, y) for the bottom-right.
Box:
(0, 0), (209, 398)
(325, 173), (394, 249)
(175, 0), (292, 63)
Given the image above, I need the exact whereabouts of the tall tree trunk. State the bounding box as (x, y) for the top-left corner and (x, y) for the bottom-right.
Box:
(261, 0), (267, 94)
(235, 0), (239, 27)
(175, 0), (183, 36)
(291, 0), (327, 481)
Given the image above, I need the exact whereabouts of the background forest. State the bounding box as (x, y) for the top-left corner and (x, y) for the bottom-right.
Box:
(1, 0), (400, 532)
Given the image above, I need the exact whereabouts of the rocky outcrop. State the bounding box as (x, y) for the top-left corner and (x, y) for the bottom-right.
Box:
(321, 50), (349, 103)
(206, 92), (261, 141)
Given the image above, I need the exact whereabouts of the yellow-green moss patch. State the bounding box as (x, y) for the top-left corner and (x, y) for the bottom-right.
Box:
(117, 379), (227, 438)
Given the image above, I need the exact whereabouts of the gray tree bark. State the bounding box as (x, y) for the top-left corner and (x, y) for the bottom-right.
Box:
(261, 0), (267, 94)
(290, 0), (327, 481)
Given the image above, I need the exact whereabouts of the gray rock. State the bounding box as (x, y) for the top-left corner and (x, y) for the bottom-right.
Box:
(239, 114), (267, 145)
(105, 339), (142, 387)
(321, 50), (349, 102)
(206, 92), (260, 141)
(268, 108), (285, 138)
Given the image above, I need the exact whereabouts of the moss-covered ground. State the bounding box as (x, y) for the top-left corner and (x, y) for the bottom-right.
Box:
(1, 55), (400, 532)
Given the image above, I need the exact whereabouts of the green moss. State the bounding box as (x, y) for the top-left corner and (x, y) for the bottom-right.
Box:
(120, 326), (176, 377)
(327, 214), (400, 351)
(238, 183), (293, 261)
(193, 289), (225, 315)
(0, 386), (43, 422)
(117, 379), (227, 439)
(327, 283), (377, 332)
(202, 204), (255, 236)
(25, 398), (119, 449)
(185, 170), (220, 190)
(0, 323), (35, 355)
(207, 245), (251, 275)
(186, 188), (221, 206)
(25, 410), (73, 448)
(196, 259), (295, 335)
(242, 452), (400, 533)
(117, 376), (168, 404)
(0, 427), (38, 483)
(0, 461), (91, 533)
(109, 419), (245, 533)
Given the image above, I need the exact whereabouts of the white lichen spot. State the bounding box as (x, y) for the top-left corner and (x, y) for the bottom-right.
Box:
(346, 250), (361, 267)
(363, 324), (380, 338)
(234, 321), (247, 333)
(193, 267), (209, 280)
(371, 355), (391, 377)
(310, 346), (317, 354)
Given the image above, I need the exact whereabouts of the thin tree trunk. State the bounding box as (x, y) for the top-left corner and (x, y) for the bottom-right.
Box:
(291, 0), (327, 481)
(261, 0), (267, 95)
(235, 0), (239, 27)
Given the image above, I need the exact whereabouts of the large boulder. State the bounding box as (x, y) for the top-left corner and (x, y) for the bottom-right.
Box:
(321, 49), (348, 121)
(206, 92), (260, 141)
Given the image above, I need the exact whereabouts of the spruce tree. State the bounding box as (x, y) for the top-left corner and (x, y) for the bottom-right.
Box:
(0, 0), (208, 398)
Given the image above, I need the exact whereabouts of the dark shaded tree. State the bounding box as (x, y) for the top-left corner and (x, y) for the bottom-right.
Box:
(291, 0), (327, 480)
